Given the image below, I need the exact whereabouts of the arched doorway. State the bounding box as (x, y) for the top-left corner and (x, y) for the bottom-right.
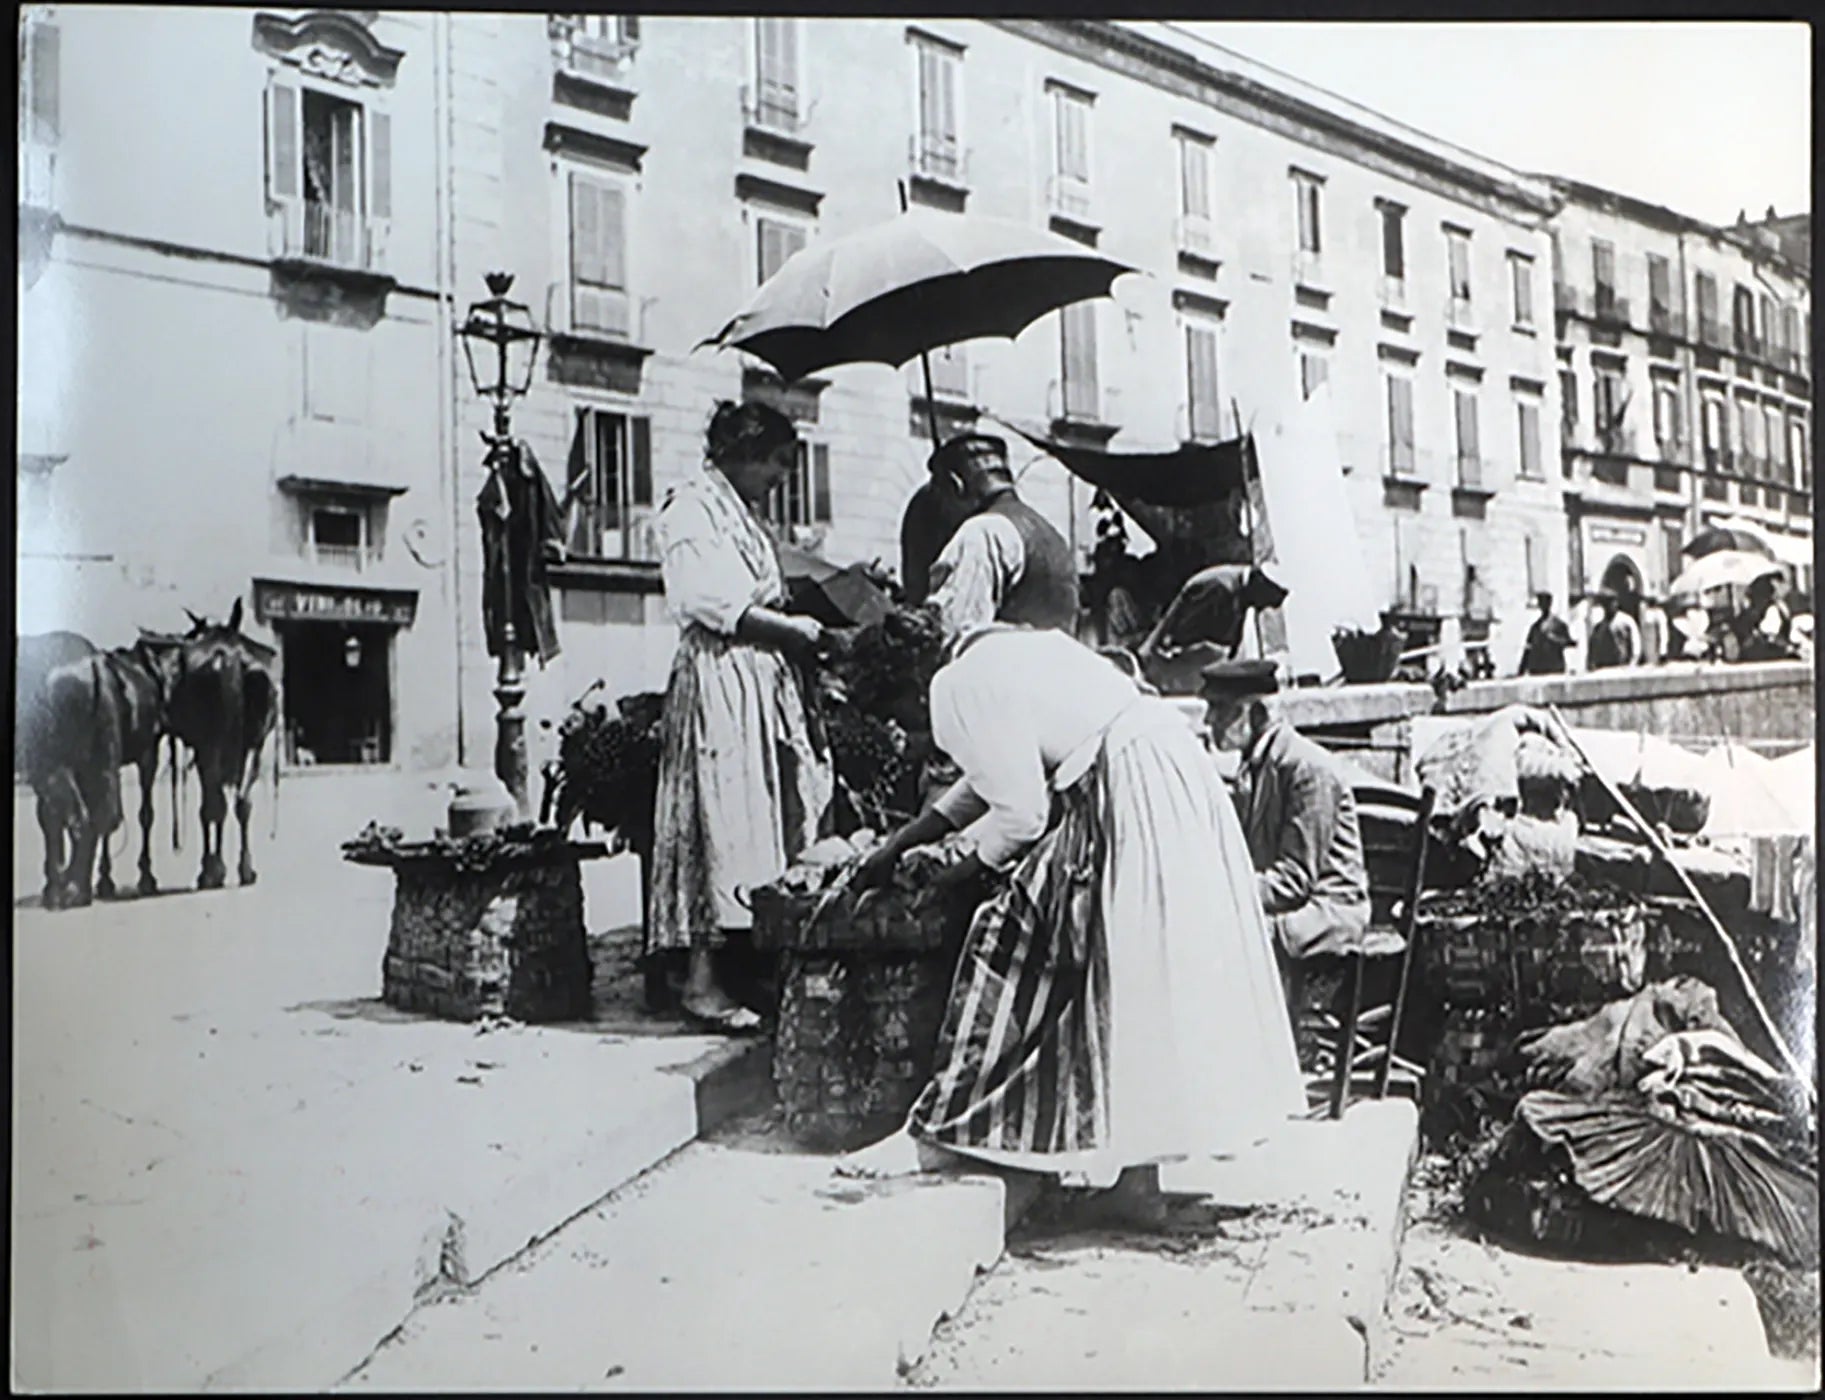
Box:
(1600, 554), (1643, 602)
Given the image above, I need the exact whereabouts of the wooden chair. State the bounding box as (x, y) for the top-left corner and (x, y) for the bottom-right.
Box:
(1307, 784), (1436, 1119)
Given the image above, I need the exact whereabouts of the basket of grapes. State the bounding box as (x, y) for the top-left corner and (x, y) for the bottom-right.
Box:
(749, 833), (993, 956)
(541, 686), (664, 852)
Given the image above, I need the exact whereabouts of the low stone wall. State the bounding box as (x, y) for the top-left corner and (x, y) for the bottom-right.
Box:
(1262, 661), (1814, 783)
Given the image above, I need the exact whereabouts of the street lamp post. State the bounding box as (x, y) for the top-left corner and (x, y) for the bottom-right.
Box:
(457, 271), (543, 817)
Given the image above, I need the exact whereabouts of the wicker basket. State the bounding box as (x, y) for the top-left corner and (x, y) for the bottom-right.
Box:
(1417, 903), (1648, 1009)
(772, 950), (956, 1152)
(748, 877), (983, 955)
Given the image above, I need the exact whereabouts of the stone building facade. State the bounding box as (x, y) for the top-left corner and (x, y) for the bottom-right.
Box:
(17, 6), (462, 779)
(1546, 178), (1812, 605)
(16, 11), (1808, 794)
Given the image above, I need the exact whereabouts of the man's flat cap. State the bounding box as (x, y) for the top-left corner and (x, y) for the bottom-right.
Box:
(928, 433), (1008, 474)
(1200, 658), (1281, 694)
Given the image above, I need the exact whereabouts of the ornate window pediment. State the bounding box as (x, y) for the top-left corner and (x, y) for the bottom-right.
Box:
(252, 10), (404, 90)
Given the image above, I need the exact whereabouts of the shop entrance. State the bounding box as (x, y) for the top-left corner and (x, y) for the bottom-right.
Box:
(278, 620), (393, 766)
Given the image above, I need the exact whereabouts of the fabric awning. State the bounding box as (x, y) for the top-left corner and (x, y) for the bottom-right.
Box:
(1007, 427), (1249, 506)
(1703, 513), (1812, 568)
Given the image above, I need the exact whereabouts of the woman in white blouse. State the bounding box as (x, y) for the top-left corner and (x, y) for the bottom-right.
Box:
(651, 401), (833, 1032)
(838, 624), (1303, 1187)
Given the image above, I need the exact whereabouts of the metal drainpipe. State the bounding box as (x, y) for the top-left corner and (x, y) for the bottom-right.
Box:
(1676, 228), (1697, 546)
(436, 11), (466, 770)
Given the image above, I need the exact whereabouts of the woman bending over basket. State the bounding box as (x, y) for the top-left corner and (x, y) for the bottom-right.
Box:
(836, 623), (1304, 1190)
(650, 401), (834, 1033)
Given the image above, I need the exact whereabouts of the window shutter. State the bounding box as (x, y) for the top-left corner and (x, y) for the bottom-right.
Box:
(570, 175), (628, 335)
(937, 49), (957, 155)
(368, 110), (391, 221)
(1648, 256), (1670, 312)
(1519, 402), (1541, 477)
(621, 15), (640, 42)
(266, 79), (300, 200)
(757, 18), (795, 119)
(811, 444), (831, 522)
(28, 20), (59, 143)
(1062, 302), (1098, 419)
(1449, 235), (1471, 300)
(1179, 137), (1209, 219)
(626, 415), (653, 512)
(916, 45), (938, 152)
(1381, 209), (1403, 278)
(600, 183), (627, 291)
(1592, 241), (1613, 290)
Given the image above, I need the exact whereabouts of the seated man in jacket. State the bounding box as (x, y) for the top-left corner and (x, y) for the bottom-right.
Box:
(1203, 659), (1371, 985)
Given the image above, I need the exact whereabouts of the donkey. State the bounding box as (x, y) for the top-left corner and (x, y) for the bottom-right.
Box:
(29, 635), (185, 908)
(165, 600), (280, 890)
(17, 630), (100, 904)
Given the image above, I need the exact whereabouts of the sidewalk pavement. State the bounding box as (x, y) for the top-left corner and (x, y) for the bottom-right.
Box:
(11, 783), (751, 1393)
(12, 775), (1422, 1393)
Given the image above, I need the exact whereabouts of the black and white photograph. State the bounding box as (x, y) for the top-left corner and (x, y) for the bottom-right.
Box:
(12, 10), (1819, 1391)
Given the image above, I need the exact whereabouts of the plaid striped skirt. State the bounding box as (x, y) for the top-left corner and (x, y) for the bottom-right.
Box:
(908, 702), (1304, 1185)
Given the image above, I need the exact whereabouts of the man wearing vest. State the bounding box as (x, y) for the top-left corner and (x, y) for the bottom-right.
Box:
(923, 433), (1082, 636)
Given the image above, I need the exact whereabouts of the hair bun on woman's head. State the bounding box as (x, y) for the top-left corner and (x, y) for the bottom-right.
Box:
(706, 397), (799, 466)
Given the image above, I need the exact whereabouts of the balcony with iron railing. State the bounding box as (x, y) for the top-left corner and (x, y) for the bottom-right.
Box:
(1592, 290), (1631, 328)
(908, 135), (969, 190)
(1047, 173), (1097, 227)
(1446, 294), (1477, 331)
(1647, 302), (1685, 338)
(1175, 401), (1231, 445)
(1553, 282), (1581, 316)
(271, 200), (389, 278)
(549, 15), (639, 86)
(740, 83), (813, 138)
(1047, 380), (1121, 433)
(1696, 313), (1729, 350)
(1291, 248), (1327, 291)
(1174, 214), (1217, 261)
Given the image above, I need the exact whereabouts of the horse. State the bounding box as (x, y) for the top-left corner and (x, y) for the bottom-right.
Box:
(27, 635), (185, 908)
(164, 600), (280, 890)
(17, 630), (100, 904)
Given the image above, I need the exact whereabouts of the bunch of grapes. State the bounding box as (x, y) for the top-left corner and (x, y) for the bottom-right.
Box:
(548, 692), (665, 846)
(827, 709), (911, 827)
(830, 603), (947, 722)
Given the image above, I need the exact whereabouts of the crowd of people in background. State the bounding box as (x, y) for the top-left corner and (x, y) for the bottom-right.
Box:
(1517, 575), (1809, 678)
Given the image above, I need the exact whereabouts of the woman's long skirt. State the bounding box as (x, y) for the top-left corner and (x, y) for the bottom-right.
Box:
(907, 704), (1303, 1184)
(650, 628), (832, 951)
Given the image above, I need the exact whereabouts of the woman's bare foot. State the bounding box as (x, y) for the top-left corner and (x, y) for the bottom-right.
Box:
(833, 1129), (936, 1180)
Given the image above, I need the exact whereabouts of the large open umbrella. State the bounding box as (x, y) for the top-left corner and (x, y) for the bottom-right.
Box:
(1685, 522), (1778, 560)
(699, 207), (1137, 394)
(1667, 548), (1785, 599)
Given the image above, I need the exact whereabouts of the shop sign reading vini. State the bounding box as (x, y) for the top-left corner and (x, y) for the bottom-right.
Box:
(1588, 523), (1648, 547)
(253, 579), (418, 626)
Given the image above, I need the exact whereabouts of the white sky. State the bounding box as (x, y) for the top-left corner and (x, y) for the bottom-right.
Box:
(1176, 22), (1812, 227)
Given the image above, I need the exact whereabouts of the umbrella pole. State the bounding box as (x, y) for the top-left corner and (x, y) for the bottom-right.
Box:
(1546, 704), (1814, 1108)
(897, 180), (944, 444)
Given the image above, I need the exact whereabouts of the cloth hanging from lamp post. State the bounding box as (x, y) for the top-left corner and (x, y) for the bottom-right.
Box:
(477, 436), (564, 668)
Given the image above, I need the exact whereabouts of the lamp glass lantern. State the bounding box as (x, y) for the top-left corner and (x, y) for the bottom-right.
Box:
(457, 271), (543, 428)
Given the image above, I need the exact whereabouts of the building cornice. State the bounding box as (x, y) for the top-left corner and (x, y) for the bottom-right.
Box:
(1546, 175), (1811, 285)
(1002, 20), (1559, 224)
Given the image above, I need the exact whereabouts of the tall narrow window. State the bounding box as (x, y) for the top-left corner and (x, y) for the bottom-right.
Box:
(1737, 399), (1760, 472)
(1298, 350), (1328, 402)
(1051, 85), (1091, 183)
(1781, 305), (1801, 368)
(1733, 284), (1755, 353)
(1446, 227), (1473, 324)
(1385, 374), (1416, 475)
(1661, 522), (1684, 583)
(1061, 302), (1100, 422)
(1790, 420), (1809, 492)
(1509, 253), (1534, 329)
(1701, 393), (1728, 468)
(565, 409), (654, 561)
(1176, 129), (1212, 221)
(1524, 530), (1546, 598)
(569, 170), (629, 335)
(1453, 386), (1482, 486)
(755, 213), (807, 285)
(1765, 404), (1785, 482)
(266, 78), (390, 270)
(22, 14), (59, 149)
(1594, 368), (1628, 452)
(912, 34), (961, 181)
(1516, 398), (1543, 480)
(1647, 253), (1672, 332)
(1292, 171), (1323, 255)
(1591, 239), (1616, 309)
(1559, 367), (1578, 448)
(1758, 293), (1776, 359)
(1185, 319), (1222, 440)
(753, 18), (800, 130)
(1695, 272), (1720, 344)
(1652, 380), (1683, 458)
(766, 441), (833, 530)
(1379, 201), (1405, 280)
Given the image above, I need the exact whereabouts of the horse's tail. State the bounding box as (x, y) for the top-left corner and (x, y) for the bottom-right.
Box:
(169, 732), (182, 850)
